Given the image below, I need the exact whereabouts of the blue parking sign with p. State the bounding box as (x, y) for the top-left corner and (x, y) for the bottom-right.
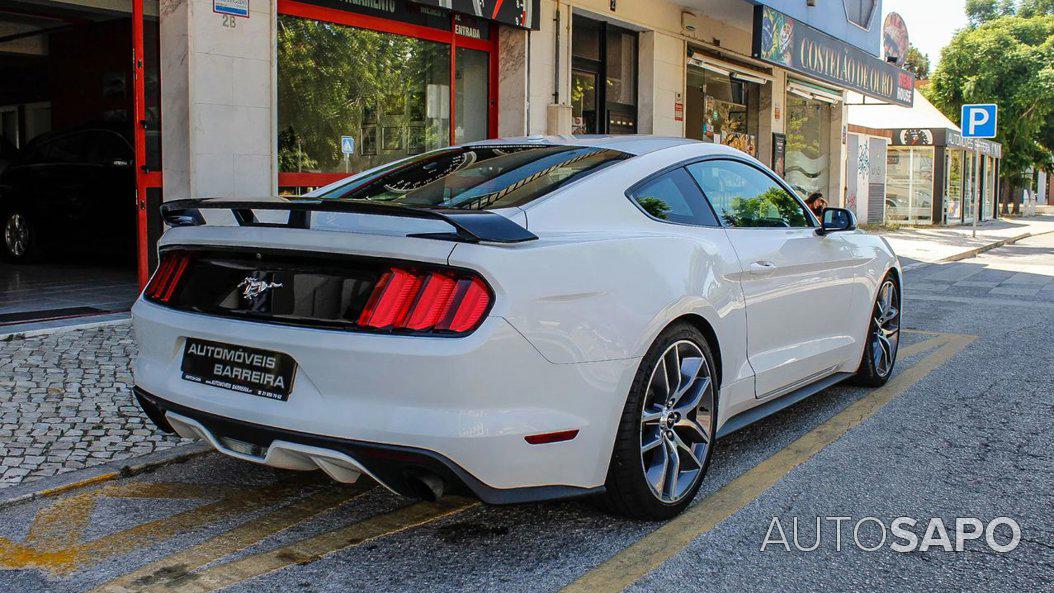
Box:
(961, 104), (997, 139)
(341, 136), (355, 155)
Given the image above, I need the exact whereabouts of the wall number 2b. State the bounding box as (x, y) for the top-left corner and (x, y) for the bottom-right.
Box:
(222, 15), (237, 28)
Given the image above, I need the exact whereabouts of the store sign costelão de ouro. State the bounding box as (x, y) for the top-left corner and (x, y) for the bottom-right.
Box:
(752, 5), (915, 107)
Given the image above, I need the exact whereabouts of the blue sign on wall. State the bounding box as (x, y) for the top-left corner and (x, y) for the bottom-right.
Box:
(961, 104), (998, 139)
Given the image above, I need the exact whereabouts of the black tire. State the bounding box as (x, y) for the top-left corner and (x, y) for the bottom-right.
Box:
(2, 209), (40, 262)
(850, 273), (901, 387)
(601, 322), (718, 520)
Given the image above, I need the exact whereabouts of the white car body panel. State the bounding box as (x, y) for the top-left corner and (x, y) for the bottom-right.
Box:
(132, 136), (900, 501)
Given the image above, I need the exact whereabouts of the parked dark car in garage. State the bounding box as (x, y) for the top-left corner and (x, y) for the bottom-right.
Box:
(0, 124), (137, 262)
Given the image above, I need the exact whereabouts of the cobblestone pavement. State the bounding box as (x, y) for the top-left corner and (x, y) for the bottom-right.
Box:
(0, 323), (188, 490)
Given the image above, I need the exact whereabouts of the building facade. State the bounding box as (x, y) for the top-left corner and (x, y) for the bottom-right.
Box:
(0, 0), (912, 284)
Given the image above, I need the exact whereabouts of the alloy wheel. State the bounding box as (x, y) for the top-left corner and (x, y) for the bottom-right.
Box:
(639, 340), (714, 504)
(871, 280), (900, 377)
(3, 213), (29, 257)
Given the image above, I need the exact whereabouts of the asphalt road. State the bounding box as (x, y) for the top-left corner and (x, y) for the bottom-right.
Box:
(2, 234), (1052, 593)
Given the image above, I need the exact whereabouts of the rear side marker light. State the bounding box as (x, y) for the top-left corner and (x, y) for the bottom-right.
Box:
(145, 252), (191, 303)
(358, 267), (492, 334)
(524, 430), (580, 445)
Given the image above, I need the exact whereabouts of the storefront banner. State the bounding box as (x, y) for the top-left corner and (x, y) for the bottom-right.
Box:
(771, 132), (786, 177)
(752, 5), (915, 107)
(890, 127), (1002, 159)
(410, 0), (539, 30)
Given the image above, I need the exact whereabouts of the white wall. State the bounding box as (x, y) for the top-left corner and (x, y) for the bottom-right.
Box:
(161, 0), (275, 200)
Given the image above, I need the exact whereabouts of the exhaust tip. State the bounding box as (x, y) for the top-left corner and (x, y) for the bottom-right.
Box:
(405, 472), (445, 502)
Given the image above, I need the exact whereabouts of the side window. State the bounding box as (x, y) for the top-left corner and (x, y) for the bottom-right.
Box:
(86, 132), (133, 164)
(628, 168), (719, 227)
(686, 160), (812, 228)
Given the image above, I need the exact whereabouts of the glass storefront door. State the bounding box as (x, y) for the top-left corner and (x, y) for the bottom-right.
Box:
(455, 48), (489, 144)
(945, 149), (964, 224)
(963, 152), (978, 223)
(571, 14), (638, 134)
(785, 94), (832, 198)
(982, 155), (996, 221)
(886, 146), (934, 224)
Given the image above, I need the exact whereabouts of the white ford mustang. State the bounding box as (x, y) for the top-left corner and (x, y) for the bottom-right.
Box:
(132, 136), (901, 519)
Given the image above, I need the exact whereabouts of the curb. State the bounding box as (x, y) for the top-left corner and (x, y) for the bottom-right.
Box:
(0, 441), (211, 510)
(901, 230), (1049, 271)
(0, 315), (131, 341)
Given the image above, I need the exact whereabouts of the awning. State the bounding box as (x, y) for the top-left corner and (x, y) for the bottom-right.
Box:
(787, 80), (842, 104)
(687, 50), (774, 84)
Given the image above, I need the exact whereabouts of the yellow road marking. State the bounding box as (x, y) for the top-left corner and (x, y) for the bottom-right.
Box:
(559, 332), (975, 593)
(92, 485), (371, 593)
(0, 477), (324, 574)
(897, 334), (949, 358)
(127, 497), (480, 593)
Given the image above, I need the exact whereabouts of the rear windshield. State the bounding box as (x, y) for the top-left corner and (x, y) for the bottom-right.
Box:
(314, 144), (630, 209)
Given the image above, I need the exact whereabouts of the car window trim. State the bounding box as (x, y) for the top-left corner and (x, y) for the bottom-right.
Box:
(683, 156), (819, 229)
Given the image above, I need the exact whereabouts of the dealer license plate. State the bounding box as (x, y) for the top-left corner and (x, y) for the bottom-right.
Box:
(180, 338), (297, 401)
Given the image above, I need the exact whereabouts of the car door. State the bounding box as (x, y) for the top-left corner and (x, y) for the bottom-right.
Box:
(686, 159), (858, 399)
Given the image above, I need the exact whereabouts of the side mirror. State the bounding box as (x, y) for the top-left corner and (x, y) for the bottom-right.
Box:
(816, 207), (857, 236)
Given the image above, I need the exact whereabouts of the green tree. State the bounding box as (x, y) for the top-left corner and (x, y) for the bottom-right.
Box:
(928, 14), (1054, 189)
(965, 0), (1017, 25)
(1018, 0), (1054, 17)
(903, 45), (931, 80)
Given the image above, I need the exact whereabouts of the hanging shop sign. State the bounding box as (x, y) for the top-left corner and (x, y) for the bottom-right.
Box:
(411, 0), (539, 30)
(300, 0), (536, 30)
(752, 5), (915, 107)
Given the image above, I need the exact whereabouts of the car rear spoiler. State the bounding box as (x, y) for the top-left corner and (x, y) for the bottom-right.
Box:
(159, 198), (538, 244)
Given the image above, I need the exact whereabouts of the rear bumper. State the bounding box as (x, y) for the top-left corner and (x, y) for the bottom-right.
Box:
(135, 388), (602, 504)
(131, 299), (639, 498)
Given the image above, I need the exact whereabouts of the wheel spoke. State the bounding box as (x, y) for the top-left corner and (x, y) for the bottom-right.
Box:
(641, 429), (663, 454)
(641, 408), (663, 426)
(664, 348), (681, 398)
(646, 444), (669, 493)
(674, 375), (710, 415)
(675, 416), (709, 444)
(664, 441), (680, 499)
(671, 430), (703, 470)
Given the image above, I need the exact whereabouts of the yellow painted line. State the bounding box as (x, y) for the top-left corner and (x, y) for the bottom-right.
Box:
(0, 478), (319, 574)
(897, 334), (949, 358)
(559, 332), (975, 593)
(35, 472), (120, 499)
(131, 497), (480, 593)
(92, 484), (371, 593)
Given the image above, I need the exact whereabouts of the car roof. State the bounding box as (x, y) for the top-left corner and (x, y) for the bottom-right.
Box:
(469, 135), (721, 157)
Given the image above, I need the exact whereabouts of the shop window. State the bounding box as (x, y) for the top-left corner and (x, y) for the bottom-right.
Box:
(886, 146), (934, 224)
(844, 0), (877, 29)
(686, 66), (760, 157)
(278, 15), (451, 176)
(688, 160), (811, 228)
(785, 94), (832, 198)
(571, 15), (637, 134)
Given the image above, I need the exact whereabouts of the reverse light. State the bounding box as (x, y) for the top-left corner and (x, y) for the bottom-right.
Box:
(358, 267), (492, 334)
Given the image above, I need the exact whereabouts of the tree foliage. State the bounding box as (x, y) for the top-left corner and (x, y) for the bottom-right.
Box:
(928, 13), (1054, 181)
(903, 45), (931, 80)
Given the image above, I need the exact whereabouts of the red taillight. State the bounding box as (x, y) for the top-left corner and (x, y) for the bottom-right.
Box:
(358, 267), (492, 334)
(145, 252), (190, 303)
(524, 430), (580, 445)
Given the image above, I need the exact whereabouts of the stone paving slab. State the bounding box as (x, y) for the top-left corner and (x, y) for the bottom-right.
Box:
(0, 323), (188, 490)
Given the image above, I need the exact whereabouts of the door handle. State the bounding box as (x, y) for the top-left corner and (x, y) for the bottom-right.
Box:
(749, 261), (777, 275)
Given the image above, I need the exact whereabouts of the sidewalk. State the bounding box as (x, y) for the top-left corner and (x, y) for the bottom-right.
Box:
(873, 215), (1054, 268)
(0, 323), (189, 491)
